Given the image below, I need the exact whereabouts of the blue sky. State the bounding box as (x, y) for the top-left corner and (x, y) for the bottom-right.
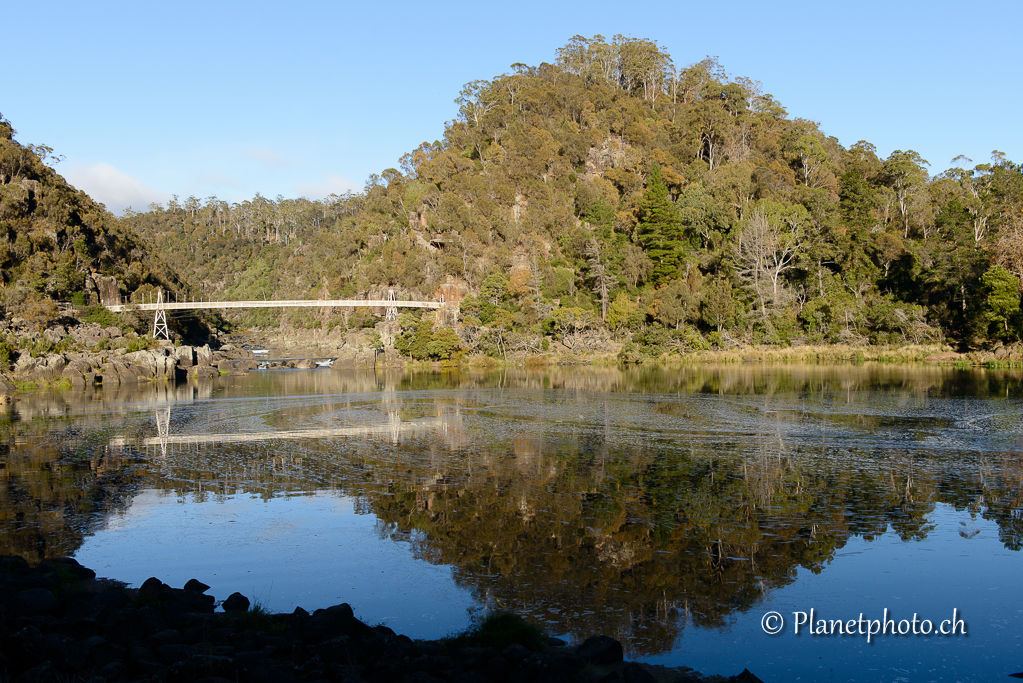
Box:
(4, 0), (1020, 214)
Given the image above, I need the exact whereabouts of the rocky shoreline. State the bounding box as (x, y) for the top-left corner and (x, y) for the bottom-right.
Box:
(0, 320), (392, 397)
(0, 555), (764, 683)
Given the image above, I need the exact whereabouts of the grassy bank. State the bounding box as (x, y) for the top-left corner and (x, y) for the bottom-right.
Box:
(456, 343), (953, 368)
(675, 343), (950, 364)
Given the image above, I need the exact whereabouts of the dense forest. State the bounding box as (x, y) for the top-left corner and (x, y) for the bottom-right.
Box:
(9, 35), (1023, 360)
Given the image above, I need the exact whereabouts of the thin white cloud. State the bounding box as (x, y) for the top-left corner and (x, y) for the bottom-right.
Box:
(196, 171), (241, 188)
(246, 148), (296, 169)
(64, 162), (170, 215)
(294, 173), (361, 200)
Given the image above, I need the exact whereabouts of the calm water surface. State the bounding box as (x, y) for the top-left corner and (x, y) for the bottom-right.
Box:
(2, 364), (1021, 682)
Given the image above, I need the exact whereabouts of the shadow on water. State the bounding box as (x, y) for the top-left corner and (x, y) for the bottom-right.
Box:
(0, 363), (1021, 658)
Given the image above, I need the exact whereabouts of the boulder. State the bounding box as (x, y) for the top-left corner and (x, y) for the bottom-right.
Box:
(65, 358), (93, 374)
(61, 365), (95, 388)
(623, 662), (657, 683)
(222, 592), (250, 612)
(125, 353), (155, 378)
(13, 355), (37, 378)
(175, 346), (195, 368)
(576, 635), (623, 664)
(190, 365), (218, 379)
(9, 588), (58, 617)
(99, 360), (144, 385)
(43, 326), (67, 345)
(303, 603), (366, 642)
(195, 344), (213, 366)
(13, 354), (67, 382)
(183, 579), (210, 593)
(37, 355), (67, 381)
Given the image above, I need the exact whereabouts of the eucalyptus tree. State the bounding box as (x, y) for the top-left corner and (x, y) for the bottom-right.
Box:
(732, 204), (806, 335)
(882, 150), (930, 238)
(993, 212), (1023, 283)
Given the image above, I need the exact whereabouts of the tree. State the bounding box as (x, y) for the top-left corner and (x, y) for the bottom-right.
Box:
(945, 156), (993, 245)
(652, 278), (699, 330)
(925, 199), (990, 341)
(455, 80), (501, 127)
(980, 266), (1020, 338)
(839, 171), (879, 231)
(993, 211), (1023, 284)
(882, 150), (929, 238)
(586, 238), (615, 321)
(635, 165), (686, 285)
(614, 35), (671, 105)
(702, 279), (735, 332)
(688, 98), (730, 171)
(606, 292), (638, 333)
(732, 207), (804, 333)
(481, 273), (508, 304)
(621, 244), (653, 289)
(550, 307), (595, 349)
(793, 134), (828, 188)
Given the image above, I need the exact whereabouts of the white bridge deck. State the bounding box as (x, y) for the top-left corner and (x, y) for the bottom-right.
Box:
(105, 299), (442, 313)
(109, 420), (444, 447)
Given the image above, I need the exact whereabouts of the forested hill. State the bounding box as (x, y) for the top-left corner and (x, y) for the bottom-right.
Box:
(0, 115), (183, 326)
(125, 35), (1023, 355)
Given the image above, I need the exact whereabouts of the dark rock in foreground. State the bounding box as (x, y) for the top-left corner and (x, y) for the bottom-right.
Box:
(0, 555), (757, 683)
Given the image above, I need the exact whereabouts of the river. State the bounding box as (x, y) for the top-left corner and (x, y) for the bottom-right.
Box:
(1, 364), (1020, 681)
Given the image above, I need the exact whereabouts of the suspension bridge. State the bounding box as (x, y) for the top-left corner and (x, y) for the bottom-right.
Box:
(108, 407), (446, 456)
(103, 289), (445, 340)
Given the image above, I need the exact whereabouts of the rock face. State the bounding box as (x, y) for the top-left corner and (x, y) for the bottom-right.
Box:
(175, 345), (195, 368)
(123, 349), (179, 378)
(61, 358), (97, 387)
(13, 354), (67, 382)
(94, 275), (121, 306)
(6, 339), (228, 388)
(0, 555), (734, 683)
(196, 344), (213, 366)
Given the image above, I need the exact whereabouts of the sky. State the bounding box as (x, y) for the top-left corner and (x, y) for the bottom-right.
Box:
(3, 0), (1021, 215)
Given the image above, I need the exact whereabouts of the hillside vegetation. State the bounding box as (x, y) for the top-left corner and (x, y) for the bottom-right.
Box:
(0, 114), (189, 347)
(40, 37), (1023, 358)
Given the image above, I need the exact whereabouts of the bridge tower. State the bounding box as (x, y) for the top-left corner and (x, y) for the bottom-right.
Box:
(385, 288), (398, 321)
(152, 290), (169, 340)
(154, 406), (171, 458)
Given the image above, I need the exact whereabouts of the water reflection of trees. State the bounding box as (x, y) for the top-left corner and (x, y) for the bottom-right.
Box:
(0, 365), (1020, 654)
(0, 417), (144, 563)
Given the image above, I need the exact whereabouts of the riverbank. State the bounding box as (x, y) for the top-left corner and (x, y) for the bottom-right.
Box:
(4, 314), (1021, 398)
(0, 555), (759, 683)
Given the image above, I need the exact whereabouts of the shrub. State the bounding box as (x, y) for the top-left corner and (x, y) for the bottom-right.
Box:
(0, 337), (14, 370)
(80, 304), (121, 328)
(126, 335), (154, 352)
(442, 611), (547, 652)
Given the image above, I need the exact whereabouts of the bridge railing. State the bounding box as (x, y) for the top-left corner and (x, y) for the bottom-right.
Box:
(104, 298), (444, 313)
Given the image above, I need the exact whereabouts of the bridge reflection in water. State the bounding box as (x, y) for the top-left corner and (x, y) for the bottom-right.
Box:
(109, 406), (447, 456)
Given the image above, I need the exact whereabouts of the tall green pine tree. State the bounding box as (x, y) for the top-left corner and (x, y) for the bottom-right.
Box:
(635, 164), (685, 285)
